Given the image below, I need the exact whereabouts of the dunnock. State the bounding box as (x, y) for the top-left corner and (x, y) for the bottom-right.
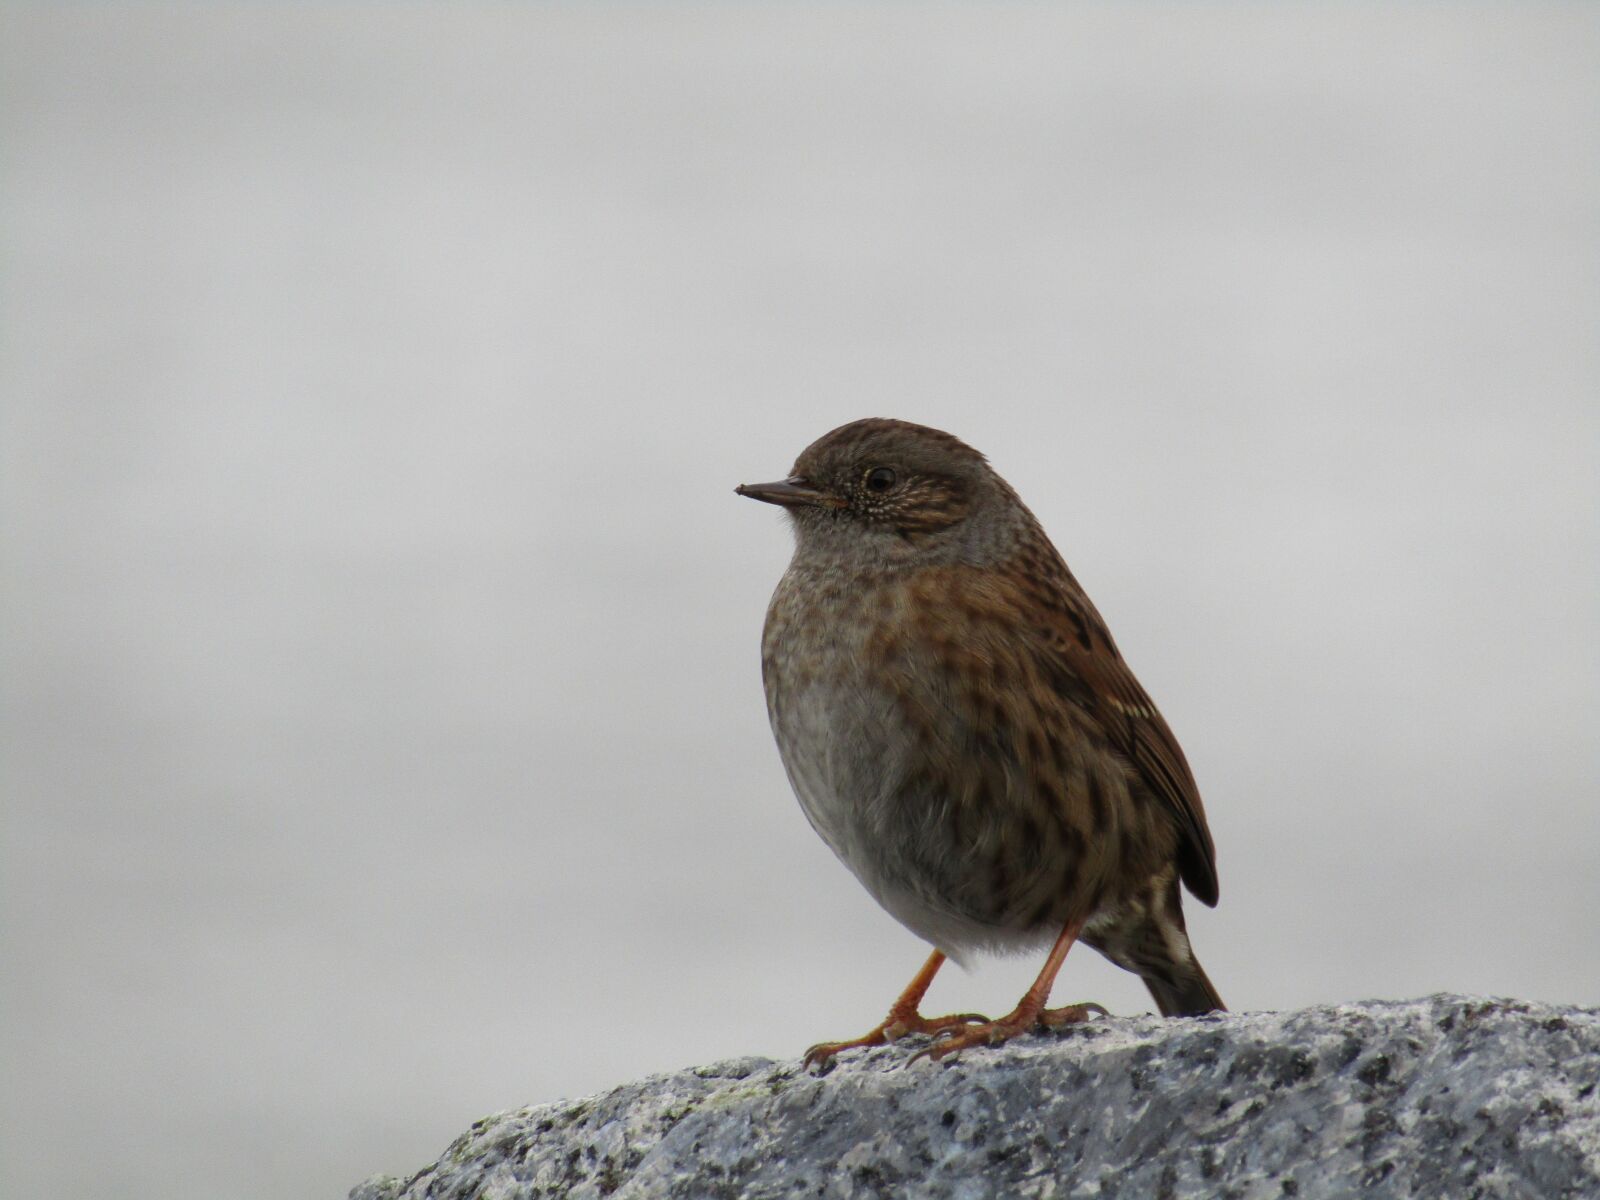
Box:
(737, 418), (1224, 1065)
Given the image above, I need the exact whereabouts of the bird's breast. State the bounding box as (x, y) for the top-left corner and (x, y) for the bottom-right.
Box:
(761, 568), (911, 860)
(759, 565), (1111, 953)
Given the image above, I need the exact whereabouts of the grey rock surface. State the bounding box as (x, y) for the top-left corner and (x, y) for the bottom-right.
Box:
(350, 995), (1599, 1199)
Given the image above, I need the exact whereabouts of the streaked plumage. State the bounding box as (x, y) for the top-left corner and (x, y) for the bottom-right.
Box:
(738, 418), (1223, 1063)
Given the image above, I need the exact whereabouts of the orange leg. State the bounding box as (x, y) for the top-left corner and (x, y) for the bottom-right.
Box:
(803, 950), (989, 1069)
(913, 918), (1107, 1063)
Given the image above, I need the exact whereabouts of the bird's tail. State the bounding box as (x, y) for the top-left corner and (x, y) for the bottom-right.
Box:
(1143, 957), (1226, 1017)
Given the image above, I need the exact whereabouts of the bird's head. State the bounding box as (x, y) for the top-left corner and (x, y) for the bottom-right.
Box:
(736, 418), (1022, 565)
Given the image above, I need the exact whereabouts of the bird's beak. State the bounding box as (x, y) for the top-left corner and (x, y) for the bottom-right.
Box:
(734, 477), (844, 509)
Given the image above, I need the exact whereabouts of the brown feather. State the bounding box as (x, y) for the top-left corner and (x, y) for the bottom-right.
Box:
(1052, 620), (1220, 908)
(996, 542), (1220, 909)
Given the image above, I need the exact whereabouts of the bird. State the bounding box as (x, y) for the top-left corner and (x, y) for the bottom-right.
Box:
(735, 418), (1224, 1066)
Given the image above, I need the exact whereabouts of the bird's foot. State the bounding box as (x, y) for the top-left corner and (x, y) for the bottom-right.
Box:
(803, 1008), (989, 1071)
(912, 1000), (1107, 1063)
(1038, 1001), (1109, 1028)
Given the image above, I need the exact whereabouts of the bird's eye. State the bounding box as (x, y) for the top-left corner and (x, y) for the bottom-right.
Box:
(865, 467), (897, 493)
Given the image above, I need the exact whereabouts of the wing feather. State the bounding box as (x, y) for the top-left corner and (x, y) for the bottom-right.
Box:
(1019, 566), (1221, 908)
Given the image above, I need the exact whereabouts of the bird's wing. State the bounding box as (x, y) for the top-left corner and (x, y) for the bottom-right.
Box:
(1007, 564), (1221, 908)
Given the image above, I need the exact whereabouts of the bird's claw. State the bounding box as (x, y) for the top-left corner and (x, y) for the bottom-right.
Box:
(1038, 1001), (1109, 1027)
(907, 1000), (1108, 1064)
(805, 1010), (992, 1071)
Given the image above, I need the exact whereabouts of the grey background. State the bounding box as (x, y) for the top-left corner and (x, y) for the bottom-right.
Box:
(2, 6), (1595, 1199)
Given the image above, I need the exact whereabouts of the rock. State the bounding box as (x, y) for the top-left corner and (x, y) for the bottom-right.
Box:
(349, 995), (1600, 1199)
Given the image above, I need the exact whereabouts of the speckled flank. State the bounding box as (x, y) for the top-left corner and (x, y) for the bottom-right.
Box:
(350, 995), (1600, 1200)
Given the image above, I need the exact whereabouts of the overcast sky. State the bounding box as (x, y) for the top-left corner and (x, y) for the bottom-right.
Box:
(2, 6), (1596, 1199)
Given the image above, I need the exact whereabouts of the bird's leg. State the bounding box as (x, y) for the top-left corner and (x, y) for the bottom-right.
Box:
(803, 950), (989, 1069)
(915, 917), (1106, 1062)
